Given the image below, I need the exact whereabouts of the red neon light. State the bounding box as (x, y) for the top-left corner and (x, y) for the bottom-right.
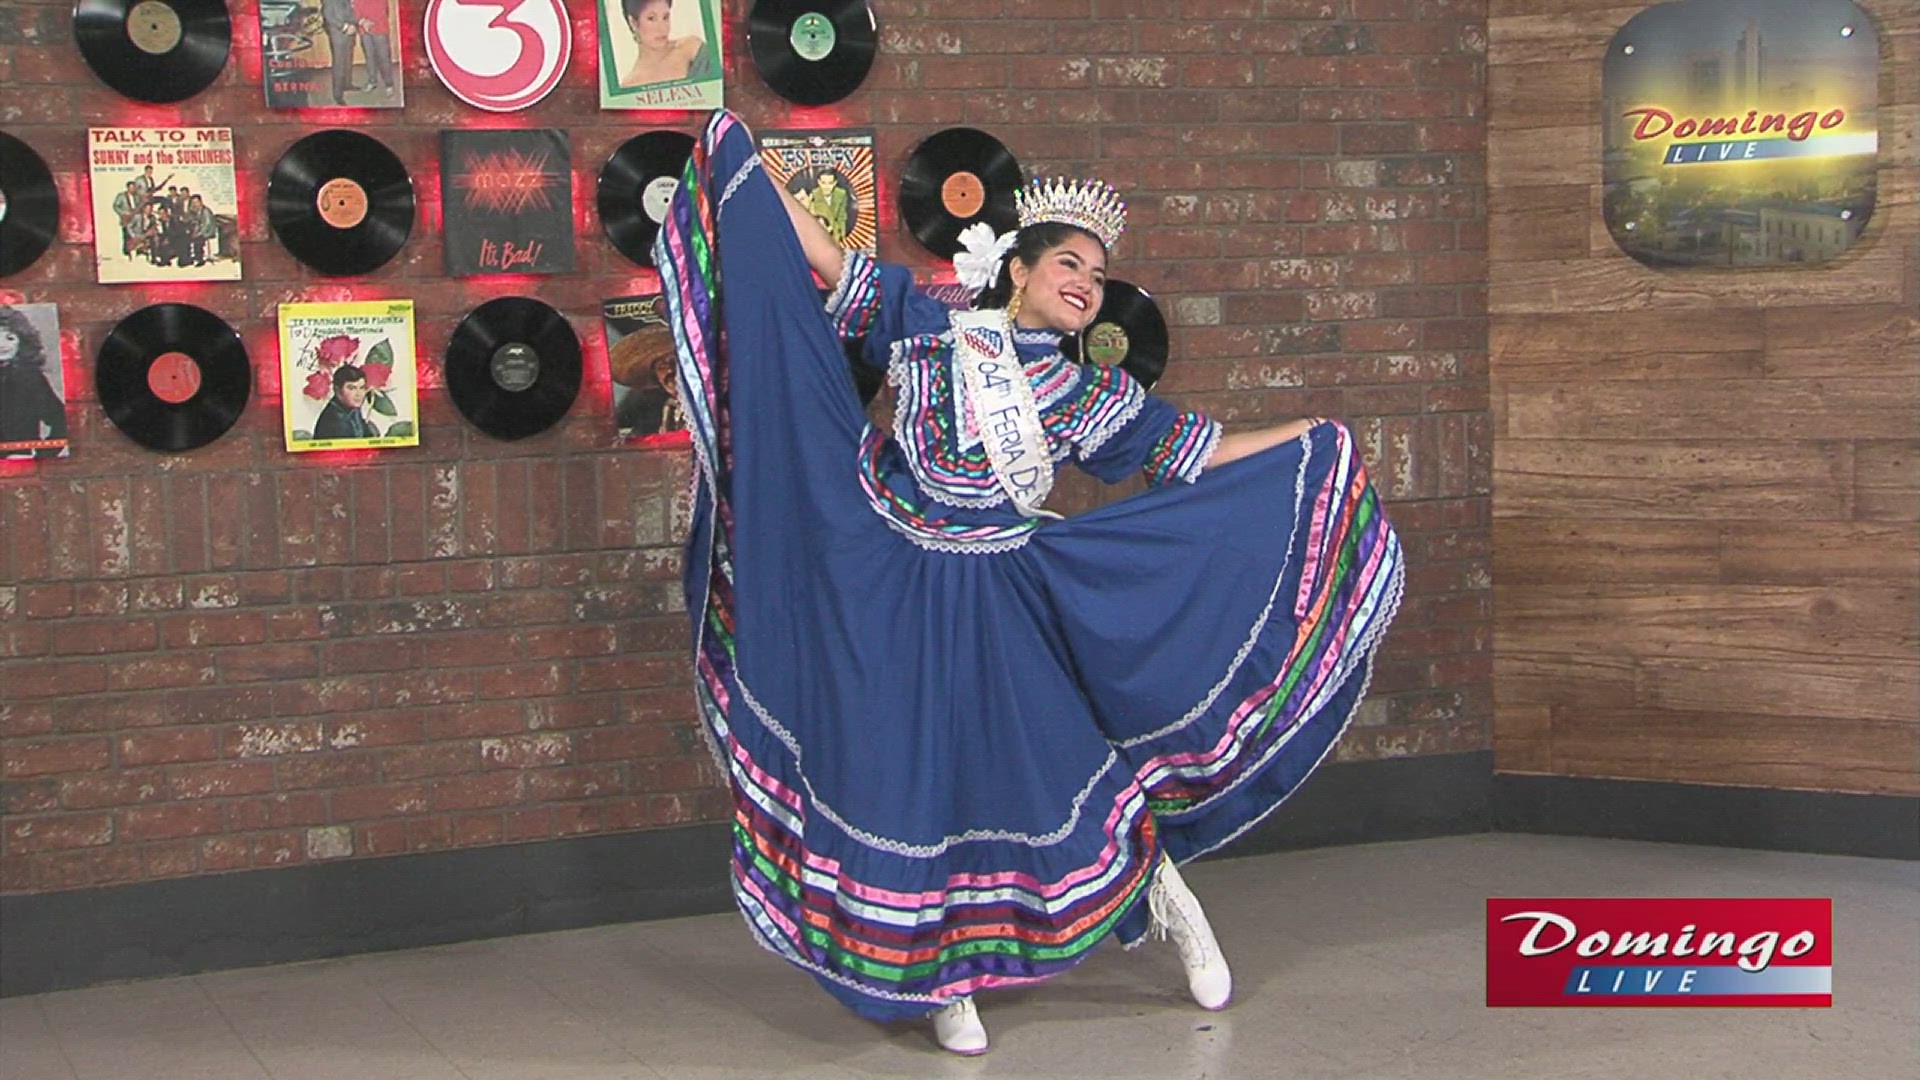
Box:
(294, 448), (387, 468)
(247, 323), (283, 403)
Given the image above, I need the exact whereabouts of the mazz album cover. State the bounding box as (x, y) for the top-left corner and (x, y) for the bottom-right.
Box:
(758, 128), (878, 258)
(259, 0), (405, 109)
(278, 300), (420, 451)
(0, 302), (69, 460)
(440, 129), (576, 276)
(597, 0), (724, 111)
(88, 127), (242, 284)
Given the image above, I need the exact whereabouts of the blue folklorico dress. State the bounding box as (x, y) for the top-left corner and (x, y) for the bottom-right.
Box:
(653, 111), (1405, 1022)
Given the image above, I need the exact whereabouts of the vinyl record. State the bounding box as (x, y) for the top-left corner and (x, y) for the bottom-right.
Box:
(1065, 279), (1169, 390)
(747, 0), (877, 107)
(0, 132), (59, 277)
(96, 303), (250, 452)
(445, 297), (581, 441)
(898, 127), (1021, 259)
(268, 130), (415, 276)
(73, 0), (230, 103)
(597, 130), (694, 269)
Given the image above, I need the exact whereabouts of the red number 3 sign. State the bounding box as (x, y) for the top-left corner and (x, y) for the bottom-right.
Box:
(424, 0), (573, 112)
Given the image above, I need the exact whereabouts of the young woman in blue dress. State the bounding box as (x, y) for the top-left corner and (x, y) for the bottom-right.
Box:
(653, 112), (1404, 1055)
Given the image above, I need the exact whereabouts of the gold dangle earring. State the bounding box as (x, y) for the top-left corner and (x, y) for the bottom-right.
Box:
(1005, 286), (1024, 325)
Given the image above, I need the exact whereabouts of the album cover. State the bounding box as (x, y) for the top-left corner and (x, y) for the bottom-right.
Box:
(758, 127), (877, 257)
(88, 127), (242, 283)
(278, 300), (419, 451)
(597, 0), (723, 110)
(601, 294), (688, 447)
(260, 0), (404, 109)
(0, 303), (69, 460)
(440, 129), (576, 276)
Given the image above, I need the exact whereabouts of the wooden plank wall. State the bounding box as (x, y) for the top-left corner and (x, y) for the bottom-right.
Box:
(1488, 0), (1919, 796)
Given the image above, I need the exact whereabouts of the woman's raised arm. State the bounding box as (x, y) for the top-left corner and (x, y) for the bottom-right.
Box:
(777, 181), (846, 290)
(1205, 418), (1319, 471)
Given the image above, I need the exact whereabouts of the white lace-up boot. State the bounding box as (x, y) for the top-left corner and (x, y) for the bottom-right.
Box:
(931, 994), (988, 1055)
(1148, 854), (1232, 1010)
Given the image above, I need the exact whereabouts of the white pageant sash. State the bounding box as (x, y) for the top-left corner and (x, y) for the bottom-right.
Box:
(949, 309), (1061, 519)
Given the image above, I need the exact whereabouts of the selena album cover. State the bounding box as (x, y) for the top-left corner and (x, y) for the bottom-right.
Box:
(0, 302), (69, 460)
(596, 0), (724, 111)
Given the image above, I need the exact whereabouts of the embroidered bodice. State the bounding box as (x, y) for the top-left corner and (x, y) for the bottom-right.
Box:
(825, 252), (1221, 517)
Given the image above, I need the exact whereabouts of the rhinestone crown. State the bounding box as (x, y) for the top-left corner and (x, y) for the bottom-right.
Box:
(1015, 177), (1127, 248)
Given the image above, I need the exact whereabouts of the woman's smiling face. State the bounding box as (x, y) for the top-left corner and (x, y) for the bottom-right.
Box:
(0, 328), (20, 364)
(631, 0), (671, 49)
(1009, 232), (1107, 334)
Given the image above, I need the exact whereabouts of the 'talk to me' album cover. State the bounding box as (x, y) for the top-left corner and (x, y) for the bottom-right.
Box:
(88, 127), (242, 284)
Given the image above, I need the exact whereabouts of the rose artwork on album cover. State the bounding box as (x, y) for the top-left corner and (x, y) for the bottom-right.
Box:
(278, 300), (419, 452)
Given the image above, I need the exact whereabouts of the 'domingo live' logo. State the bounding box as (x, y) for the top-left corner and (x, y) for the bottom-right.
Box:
(1486, 898), (1832, 1007)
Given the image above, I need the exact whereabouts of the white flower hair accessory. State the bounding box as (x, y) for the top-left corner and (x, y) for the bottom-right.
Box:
(952, 221), (1019, 295)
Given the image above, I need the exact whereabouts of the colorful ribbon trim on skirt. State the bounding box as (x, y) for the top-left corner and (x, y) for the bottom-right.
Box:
(1135, 421), (1403, 820)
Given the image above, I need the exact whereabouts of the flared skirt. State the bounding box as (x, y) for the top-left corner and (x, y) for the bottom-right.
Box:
(656, 110), (1404, 1022)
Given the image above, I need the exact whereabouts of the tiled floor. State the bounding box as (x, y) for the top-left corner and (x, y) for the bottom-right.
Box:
(2, 834), (1914, 1079)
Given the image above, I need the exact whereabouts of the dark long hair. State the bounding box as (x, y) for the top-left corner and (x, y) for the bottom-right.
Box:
(0, 305), (50, 369)
(972, 222), (1107, 311)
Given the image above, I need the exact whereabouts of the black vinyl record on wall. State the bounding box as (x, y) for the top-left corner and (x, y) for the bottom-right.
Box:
(597, 130), (695, 268)
(1063, 280), (1169, 390)
(747, 0), (878, 107)
(73, 0), (230, 103)
(0, 133), (59, 277)
(96, 303), (251, 451)
(898, 128), (1022, 260)
(444, 296), (582, 441)
(268, 130), (415, 276)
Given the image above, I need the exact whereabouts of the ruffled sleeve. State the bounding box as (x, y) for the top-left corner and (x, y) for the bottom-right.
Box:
(821, 251), (957, 366)
(1140, 409), (1223, 486)
(1065, 364), (1222, 486)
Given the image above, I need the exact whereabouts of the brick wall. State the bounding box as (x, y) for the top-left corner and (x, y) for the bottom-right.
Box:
(0, 0), (1490, 895)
